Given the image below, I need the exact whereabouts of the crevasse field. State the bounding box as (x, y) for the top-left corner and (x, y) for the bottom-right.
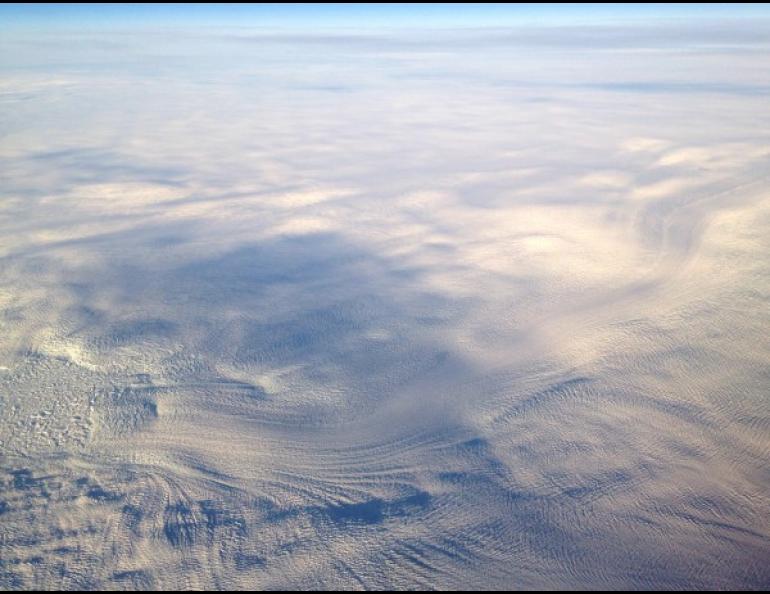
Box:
(1, 8), (769, 590)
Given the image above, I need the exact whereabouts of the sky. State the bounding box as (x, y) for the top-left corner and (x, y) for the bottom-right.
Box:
(2, 3), (770, 30)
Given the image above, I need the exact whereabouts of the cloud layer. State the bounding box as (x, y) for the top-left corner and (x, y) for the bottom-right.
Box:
(1, 22), (770, 590)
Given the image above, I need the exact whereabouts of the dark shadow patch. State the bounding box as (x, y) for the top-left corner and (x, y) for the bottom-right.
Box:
(133, 373), (152, 384)
(10, 469), (47, 492)
(111, 569), (154, 589)
(86, 485), (123, 503)
(121, 504), (143, 535)
(163, 503), (199, 548)
(0, 571), (24, 589)
(198, 499), (248, 537)
(234, 552), (265, 571)
(325, 499), (386, 525)
(53, 546), (78, 555)
(317, 489), (433, 526)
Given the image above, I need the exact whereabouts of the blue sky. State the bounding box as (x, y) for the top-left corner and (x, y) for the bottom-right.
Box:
(3, 3), (769, 30)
